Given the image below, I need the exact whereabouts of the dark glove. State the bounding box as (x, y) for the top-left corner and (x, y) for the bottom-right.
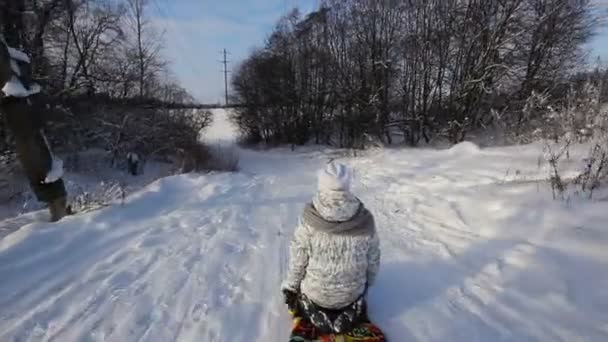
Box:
(282, 288), (299, 313)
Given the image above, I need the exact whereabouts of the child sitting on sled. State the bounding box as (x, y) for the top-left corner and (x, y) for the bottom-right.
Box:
(281, 162), (381, 335)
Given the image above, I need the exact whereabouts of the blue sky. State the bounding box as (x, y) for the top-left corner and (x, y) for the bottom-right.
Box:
(153, 0), (608, 104)
(590, 26), (608, 62)
(151, 0), (318, 103)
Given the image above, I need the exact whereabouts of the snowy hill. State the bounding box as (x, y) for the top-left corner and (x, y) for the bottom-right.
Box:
(1, 112), (607, 341)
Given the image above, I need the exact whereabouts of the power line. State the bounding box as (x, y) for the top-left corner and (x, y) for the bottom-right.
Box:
(220, 49), (230, 106)
(154, 0), (230, 104)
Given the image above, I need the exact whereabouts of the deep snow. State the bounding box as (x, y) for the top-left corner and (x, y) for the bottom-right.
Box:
(0, 110), (607, 341)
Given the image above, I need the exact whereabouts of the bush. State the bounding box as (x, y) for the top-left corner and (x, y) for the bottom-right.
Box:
(45, 99), (213, 171)
(537, 82), (608, 200)
(174, 141), (211, 173)
(204, 144), (240, 172)
(574, 142), (608, 198)
(69, 180), (127, 213)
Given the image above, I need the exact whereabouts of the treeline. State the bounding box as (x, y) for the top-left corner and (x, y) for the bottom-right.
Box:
(0, 0), (210, 166)
(1, 0), (190, 102)
(231, 0), (600, 148)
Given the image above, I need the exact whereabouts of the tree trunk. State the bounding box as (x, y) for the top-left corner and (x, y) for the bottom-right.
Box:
(0, 5), (68, 221)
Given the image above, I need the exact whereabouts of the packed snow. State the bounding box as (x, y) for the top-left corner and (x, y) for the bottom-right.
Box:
(1, 109), (607, 341)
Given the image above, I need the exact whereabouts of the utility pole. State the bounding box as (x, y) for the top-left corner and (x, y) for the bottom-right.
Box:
(220, 49), (230, 106)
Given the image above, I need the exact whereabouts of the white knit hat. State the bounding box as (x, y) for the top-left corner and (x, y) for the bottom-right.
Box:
(318, 162), (352, 192)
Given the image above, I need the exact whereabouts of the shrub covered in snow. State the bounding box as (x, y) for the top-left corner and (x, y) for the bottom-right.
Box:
(535, 83), (608, 199)
(43, 101), (213, 171)
(69, 180), (127, 213)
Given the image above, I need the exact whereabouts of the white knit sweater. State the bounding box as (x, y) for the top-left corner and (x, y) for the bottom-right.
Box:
(282, 191), (381, 309)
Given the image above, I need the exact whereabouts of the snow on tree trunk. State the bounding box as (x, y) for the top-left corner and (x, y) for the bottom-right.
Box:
(1, 76), (40, 97)
(43, 157), (64, 184)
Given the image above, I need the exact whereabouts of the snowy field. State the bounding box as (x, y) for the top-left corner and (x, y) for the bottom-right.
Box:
(0, 110), (607, 341)
(199, 108), (238, 146)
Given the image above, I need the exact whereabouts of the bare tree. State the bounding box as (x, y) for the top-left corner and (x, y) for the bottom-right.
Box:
(232, 0), (599, 148)
(64, 0), (124, 94)
(1, 0), (69, 221)
(126, 0), (164, 98)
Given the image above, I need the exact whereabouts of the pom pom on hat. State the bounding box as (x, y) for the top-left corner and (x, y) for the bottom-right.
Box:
(318, 162), (352, 192)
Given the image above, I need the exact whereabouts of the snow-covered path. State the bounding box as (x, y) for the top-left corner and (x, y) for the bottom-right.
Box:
(0, 149), (317, 341)
(1, 112), (607, 341)
(353, 145), (608, 341)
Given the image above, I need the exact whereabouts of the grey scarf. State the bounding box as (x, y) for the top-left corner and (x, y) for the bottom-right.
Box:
(301, 202), (375, 237)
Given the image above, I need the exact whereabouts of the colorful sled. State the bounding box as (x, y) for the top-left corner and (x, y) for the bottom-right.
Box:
(289, 315), (385, 342)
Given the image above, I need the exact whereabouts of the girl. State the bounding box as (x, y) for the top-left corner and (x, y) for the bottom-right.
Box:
(282, 162), (381, 334)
